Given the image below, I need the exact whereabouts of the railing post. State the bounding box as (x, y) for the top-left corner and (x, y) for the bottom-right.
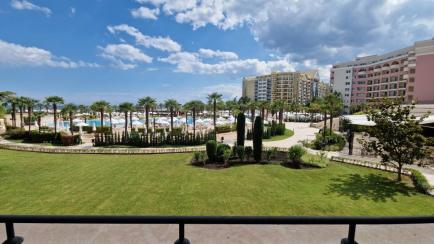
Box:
(3, 223), (24, 244)
(174, 223), (190, 244)
(341, 223), (358, 244)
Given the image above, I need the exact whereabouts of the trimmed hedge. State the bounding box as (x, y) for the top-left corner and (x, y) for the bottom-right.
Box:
(409, 169), (432, 194)
(4, 129), (81, 146)
(236, 112), (245, 146)
(206, 140), (217, 162)
(253, 116), (263, 162)
(215, 124), (236, 133)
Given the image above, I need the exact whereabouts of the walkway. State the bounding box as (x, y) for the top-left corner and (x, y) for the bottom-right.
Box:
(1, 223), (433, 244)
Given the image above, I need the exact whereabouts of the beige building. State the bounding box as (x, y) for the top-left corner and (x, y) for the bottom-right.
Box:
(242, 71), (329, 104)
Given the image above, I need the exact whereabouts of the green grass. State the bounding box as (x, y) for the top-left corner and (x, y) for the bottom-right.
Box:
(0, 149), (433, 216)
(263, 129), (294, 142)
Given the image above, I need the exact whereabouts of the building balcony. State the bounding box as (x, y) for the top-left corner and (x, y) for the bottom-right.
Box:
(374, 68), (382, 72)
(390, 64), (399, 69)
(403, 74), (409, 79)
(357, 71), (366, 75)
(408, 56), (416, 61)
(382, 66), (390, 71)
(408, 63), (416, 68)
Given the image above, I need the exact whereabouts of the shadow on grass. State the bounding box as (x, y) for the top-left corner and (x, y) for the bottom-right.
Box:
(326, 173), (416, 202)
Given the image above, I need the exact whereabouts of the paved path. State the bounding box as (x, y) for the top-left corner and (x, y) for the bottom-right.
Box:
(1, 223), (433, 244)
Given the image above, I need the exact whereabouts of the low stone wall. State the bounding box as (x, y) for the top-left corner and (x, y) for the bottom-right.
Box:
(0, 139), (205, 154)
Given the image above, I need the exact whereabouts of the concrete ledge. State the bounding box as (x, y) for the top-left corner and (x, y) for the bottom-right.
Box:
(331, 156), (412, 176)
(0, 138), (205, 154)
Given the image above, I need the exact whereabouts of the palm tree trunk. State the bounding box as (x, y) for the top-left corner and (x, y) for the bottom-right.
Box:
(129, 111), (133, 133)
(213, 100), (217, 138)
(251, 109), (255, 131)
(19, 106), (24, 129)
(37, 116), (41, 133)
(145, 107), (149, 131)
(124, 112), (128, 137)
(69, 111), (74, 135)
(323, 111), (327, 138)
(185, 111), (188, 133)
(100, 109), (104, 128)
(329, 111), (333, 132)
(53, 104), (57, 134)
(279, 109), (283, 124)
(12, 103), (16, 127)
(170, 108), (174, 132)
(27, 106), (32, 132)
(193, 107), (196, 139)
(109, 113), (113, 133)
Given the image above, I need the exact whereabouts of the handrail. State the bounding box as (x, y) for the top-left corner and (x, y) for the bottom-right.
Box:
(2, 215), (434, 244)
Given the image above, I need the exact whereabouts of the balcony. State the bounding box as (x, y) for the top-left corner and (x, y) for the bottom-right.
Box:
(390, 64), (399, 69)
(382, 66), (390, 71)
(374, 68), (381, 72)
(408, 56), (416, 61)
(408, 63), (416, 68)
(403, 74), (409, 79)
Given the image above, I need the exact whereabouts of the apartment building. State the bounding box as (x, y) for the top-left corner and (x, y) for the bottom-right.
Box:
(242, 71), (329, 104)
(331, 38), (434, 112)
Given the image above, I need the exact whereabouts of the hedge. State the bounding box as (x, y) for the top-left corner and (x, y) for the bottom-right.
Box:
(4, 129), (81, 146)
(215, 124), (236, 133)
(409, 169), (432, 194)
(236, 112), (245, 146)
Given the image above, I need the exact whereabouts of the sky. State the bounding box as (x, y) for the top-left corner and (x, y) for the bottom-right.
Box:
(1, 0), (434, 105)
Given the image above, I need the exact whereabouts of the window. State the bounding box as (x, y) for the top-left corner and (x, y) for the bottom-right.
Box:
(345, 82), (350, 85)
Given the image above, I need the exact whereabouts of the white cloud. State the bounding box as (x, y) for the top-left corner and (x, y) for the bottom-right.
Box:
(198, 48), (238, 60)
(131, 6), (159, 20)
(0, 39), (99, 68)
(107, 24), (181, 52)
(159, 51), (295, 75)
(11, 0), (52, 17)
(70, 7), (76, 17)
(99, 43), (152, 70)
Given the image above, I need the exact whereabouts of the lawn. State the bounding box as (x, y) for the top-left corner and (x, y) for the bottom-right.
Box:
(263, 129), (295, 142)
(0, 149), (433, 216)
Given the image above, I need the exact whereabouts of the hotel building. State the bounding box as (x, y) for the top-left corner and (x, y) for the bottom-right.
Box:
(242, 71), (329, 104)
(331, 38), (434, 112)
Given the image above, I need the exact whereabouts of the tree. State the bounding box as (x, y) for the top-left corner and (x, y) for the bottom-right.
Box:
(360, 98), (432, 181)
(90, 100), (109, 129)
(119, 102), (134, 136)
(45, 96), (64, 134)
(184, 100), (205, 138)
(62, 103), (77, 135)
(1, 91), (16, 127)
(236, 112), (246, 146)
(138, 96), (156, 132)
(225, 98), (237, 117)
(273, 99), (286, 124)
(324, 92), (344, 132)
(23, 97), (38, 132)
(247, 101), (258, 131)
(78, 105), (90, 123)
(253, 116), (263, 163)
(237, 96), (250, 113)
(106, 105), (114, 132)
(258, 101), (269, 121)
(33, 111), (46, 133)
(16, 96), (27, 129)
(307, 100), (321, 122)
(207, 92), (223, 139)
(165, 99), (180, 132)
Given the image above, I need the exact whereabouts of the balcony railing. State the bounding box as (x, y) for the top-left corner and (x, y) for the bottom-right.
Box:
(2, 215), (434, 244)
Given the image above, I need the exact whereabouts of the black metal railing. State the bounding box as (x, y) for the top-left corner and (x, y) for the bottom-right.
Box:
(2, 215), (434, 244)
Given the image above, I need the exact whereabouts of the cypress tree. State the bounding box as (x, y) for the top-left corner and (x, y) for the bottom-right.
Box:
(253, 116), (263, 163)
(237, 112), (246, 146)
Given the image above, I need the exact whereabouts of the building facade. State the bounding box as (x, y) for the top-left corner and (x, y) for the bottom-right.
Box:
(242, 71), (329, 104)
(331, 38), (434, 112)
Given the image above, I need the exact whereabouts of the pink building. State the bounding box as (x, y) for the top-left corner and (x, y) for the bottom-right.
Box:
(331, 38), (434, 112)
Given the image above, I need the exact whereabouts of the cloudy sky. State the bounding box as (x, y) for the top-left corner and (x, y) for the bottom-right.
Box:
(1, 0), (434, 104)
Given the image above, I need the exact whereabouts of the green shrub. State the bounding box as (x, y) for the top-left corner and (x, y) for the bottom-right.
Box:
(245, 146), (253, 161)
(223, 148), (232, 164)
(216, 143), (231, 162)
(206, 140), (217, 162)
(253, 116), (263, 162)
(236, 146), (245, 162)
(236, 112), (246, 146)
(266, 149), (273, 161)
(193, 151), (201, 162)
(288, 145), (306, 164)
(96, 126), (111, 134)
(302, 153), (329, 168)
(0, 105), (6, 119)
(409, 169), (432, 194)
(312, 129), (346, 151)
(59, 133), (81, 146)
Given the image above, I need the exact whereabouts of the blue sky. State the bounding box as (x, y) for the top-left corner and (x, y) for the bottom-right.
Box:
(1, 0), (434, 105)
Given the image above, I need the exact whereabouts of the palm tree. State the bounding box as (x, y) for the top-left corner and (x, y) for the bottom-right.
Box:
(44, 96), (64, 134)
(15, 96), (27, 129)
(165, 99), (180, 132)
(22, 97), (38, 132)
(62, 103), (77, 135)
(0, 91), (16, 127)
(307, 100), (321, 122)
(207, 93), (223, 138)
(237, 96), (250, 113)
(33, 111), (46, 133)
(90, 100), (109, 129)
(78, 105), (90, 123)
(247, 101), (258, 131)
(106, 105), (114, 132)
(137, 97), (156, 132)
(119, 102), (134, 136)
(225, 98), (237, 117)
(324, 92), (344, 132)
(273, 99), (286, 124)
(184, 100), (205, 138)
(258, 101), (269, 121)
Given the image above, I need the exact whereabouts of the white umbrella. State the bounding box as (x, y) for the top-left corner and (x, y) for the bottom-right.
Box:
(73, 118), (82, 123)
(132, 120), (143, 126)
(76, 122), (89, 127)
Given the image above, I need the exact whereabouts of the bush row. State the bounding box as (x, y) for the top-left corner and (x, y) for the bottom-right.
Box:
(409, 169), (432, 194)
(215, 124), (236, 133)
(93, 130), (215, 147)
(246, 120), (285, 140)
(4, 129), (81, 146)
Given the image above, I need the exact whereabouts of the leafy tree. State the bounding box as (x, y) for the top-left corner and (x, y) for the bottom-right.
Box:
(165, 99), (180, 132)
(225, 98), (238, 117)
(33, 111), (46, 133)
(360, 98), (432, 181)
(273, 99), (286, 124)
(207, 92), (223, 139)
(253, 116), (263, 163)
(237, 96), (250, 112)
(324, 92), (344, 131)
(62, 103), (77, 135)
(78, 105), (90, 123)
(258, 101), (269, 121)
(137, 96), (156, 132)
(90, 100), (110, 129)
(236, 112), (246, 146)
(44, 96), (64, 134)
(247, 101), (258, 131)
